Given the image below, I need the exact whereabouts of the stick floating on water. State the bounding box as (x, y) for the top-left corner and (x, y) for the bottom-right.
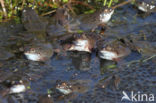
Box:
(112, 0), (132, 9)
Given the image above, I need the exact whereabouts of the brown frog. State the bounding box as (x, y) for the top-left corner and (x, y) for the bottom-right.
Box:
(78, 7), (114, 31)
(54, 7), (71, 26)
(56, 80), (91, 95)
(60, 33), (102, 53)
(22, 7), (48, 41)
(136, 0), (156, 12)
(98, 39), (131, 61)
(22, 8), (54, 61)
(22, 7), (48, 33)
(47, 7), (80, 36)
(1, 75), (29, 94)
(24, 42), (53, 62)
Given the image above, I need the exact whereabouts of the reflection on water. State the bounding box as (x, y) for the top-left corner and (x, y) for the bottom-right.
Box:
(69, 52), (91, 71)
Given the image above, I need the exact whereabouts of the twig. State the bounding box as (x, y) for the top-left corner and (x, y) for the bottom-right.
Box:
(21, 0), (26, 10)
(65, 2), (76, 16)
(127, 59), (140, 67)
(41, 9), (56, 16)
(112, 0), (132, 9)
(142, 55), (156, 62)
(0, 0), (7, 18)
(127, 54), (156, 67)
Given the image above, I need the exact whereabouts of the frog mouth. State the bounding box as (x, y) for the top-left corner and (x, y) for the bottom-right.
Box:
(99, 50), (118, 60)
(56, 84), (72, 95)
(56, 87), (72, 95)
(138, 2), (155, 12)
(9, 84), (26, 94)
(24, 52), (42, 61)
(68, 39), (91, 52)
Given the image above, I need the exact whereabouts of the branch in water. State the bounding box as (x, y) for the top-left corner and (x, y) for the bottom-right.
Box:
(112, 0), (132, 9)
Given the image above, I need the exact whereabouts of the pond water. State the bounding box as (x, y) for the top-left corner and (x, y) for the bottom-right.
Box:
(0, 3), (156, 103)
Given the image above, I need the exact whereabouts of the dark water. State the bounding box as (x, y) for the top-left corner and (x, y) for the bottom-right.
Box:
(0, 4), (156, 103)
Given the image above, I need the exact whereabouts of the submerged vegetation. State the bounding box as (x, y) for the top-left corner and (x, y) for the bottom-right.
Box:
(0, 0), (123, 22)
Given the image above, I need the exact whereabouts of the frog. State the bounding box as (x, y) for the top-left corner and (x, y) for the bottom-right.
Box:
(56, 80), (91, 95)
(97, 39), (131, 61)
(1, 75), (29, 94)
(47, 7), (70, 36)
(22, 7), (48, 41)
(60, 33), (102, 53)
(21, 8), (54, 61)
(54, 7), (72, 27)
(24, 42), (53, 62)
(48, 6), (114, 34)
(78, 7), (114, 31)
(47, 6), (80, 36)
(22, 7), (48, 33)
(136, 0), (156, 12)
(56, 82), (72, 95)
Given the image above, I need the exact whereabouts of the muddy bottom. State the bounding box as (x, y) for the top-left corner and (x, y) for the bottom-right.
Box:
(0, 5), (156, 103)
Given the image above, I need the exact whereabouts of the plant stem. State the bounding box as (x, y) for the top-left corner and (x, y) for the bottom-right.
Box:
(104, 0), (107, 6)
(41, 9), (56, 16)
(21, 0), (26, 10)
(108, 0), (113, 8)
(0, 0), (7, 18)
